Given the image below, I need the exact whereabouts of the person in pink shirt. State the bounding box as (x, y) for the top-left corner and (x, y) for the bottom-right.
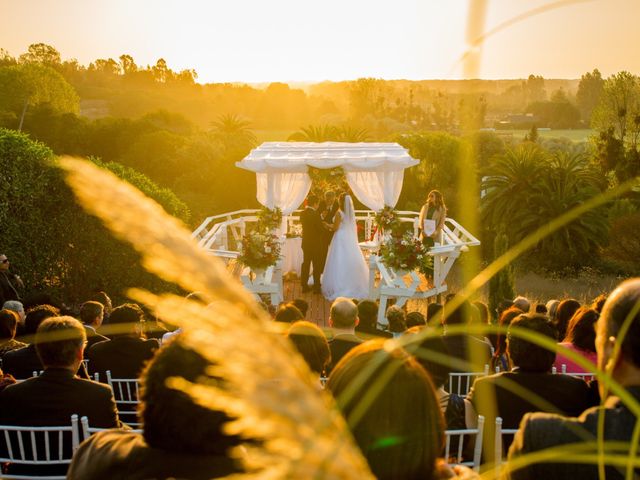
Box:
(554, 307), (598, 374)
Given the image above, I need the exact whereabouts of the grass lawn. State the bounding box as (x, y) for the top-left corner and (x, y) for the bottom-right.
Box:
(503, 129), (594, 142)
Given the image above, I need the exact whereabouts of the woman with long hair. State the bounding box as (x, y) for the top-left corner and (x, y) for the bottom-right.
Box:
(418, 190), (447, 248)
(321, 193), (369, 301)
(554, 307), (598, 374)
(327, 340), (449, 480)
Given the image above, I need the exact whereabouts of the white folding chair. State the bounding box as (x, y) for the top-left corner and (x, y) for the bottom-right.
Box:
(448, 364), (490, 398)
(106, 370), (141, 428)
(0, 414), (80, 479)
(560, 364), (596, 382)
(494, 416), (519, 477)
(79, 416), (142, 441)
(444, 415), (485, 471)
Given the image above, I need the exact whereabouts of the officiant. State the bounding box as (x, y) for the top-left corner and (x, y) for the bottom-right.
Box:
(418, 190), (447, 248)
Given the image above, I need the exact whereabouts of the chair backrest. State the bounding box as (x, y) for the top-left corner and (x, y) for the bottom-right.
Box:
(494, 416), (520, 476)
(0, 414), (80, 479)
(447, 364), (490, 397)
(79, 416), (142, 441)
(444, 415), (485, 471)
(106, 370), (141, 428)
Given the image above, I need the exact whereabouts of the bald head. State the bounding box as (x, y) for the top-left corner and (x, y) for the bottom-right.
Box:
(330, 297), (358, 329)
(599, 278), (640, 368)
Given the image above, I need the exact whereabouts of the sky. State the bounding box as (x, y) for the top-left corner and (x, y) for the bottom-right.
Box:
(1, 0), (639, 83)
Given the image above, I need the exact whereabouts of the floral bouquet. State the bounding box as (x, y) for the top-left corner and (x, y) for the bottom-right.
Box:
(375, 206), (402, 236)
(379, 231), (432, 275)
(239, 231), (281, 270)
(257, 206), (283, 232)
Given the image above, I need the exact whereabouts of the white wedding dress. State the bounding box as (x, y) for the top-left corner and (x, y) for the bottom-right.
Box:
(322, 195), (370, 301)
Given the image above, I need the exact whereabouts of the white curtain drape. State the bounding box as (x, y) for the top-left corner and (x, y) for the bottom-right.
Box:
(256, 172), (312, 214)
(346, 169), (405, 211)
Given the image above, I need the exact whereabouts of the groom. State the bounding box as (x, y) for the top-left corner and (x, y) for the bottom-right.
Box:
(300, 194), (325, 294)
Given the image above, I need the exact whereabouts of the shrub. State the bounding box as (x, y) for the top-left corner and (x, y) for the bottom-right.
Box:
(0, 128), (184, 303)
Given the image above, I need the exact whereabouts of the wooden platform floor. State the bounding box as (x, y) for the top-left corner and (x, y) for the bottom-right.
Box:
(281, 274), (433, 328)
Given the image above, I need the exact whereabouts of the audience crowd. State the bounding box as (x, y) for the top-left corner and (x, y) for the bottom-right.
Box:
(0, 250), (638, 479)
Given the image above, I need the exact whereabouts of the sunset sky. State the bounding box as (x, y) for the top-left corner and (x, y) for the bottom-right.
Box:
(1, 0), (639, 83)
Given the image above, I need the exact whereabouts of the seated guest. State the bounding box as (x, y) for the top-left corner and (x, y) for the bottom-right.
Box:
(0, 367), (15, 392)
(512, 296), (531, 314)
(490, 307), (524, 372)
(292, 298), (309, 318)
(2, 304), (62, 378)
(68, 340), (244, 480)
(442, 296), (492, 373)
(403, 327), (465, 429)
(466, 313), (593, 461)
(327, 339), (469, 479)
(90, 290), (113, 323)
(554, 298), (581, 342)
(554, 307), (598, 374)
(79, 300), (109, 349)
(0, 309), (27, 357)
(286, 320), (331, 381)
(87, 303), (159, 379)
(591, 292), (608, 314)
(0, 317), (119, 477)
(506, 278), (640, 480)
(406, 311), (427, 329)
(355, 299), (391, 339)
(2, 300), (26, 338)
(326, 297), (362, 373)
(386, 305), (406, 338)
(274, 302), (304, 323)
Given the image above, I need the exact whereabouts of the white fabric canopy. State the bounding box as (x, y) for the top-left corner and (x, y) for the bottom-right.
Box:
(237, 142), (419, 212)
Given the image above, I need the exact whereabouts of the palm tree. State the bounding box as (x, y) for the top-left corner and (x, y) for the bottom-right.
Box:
(210, 114), (257, 153)
(287, 125), (338, 142)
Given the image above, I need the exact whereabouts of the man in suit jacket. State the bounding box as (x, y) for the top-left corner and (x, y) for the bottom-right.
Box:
(466, 313), (592, 461)
(327, 297), (363, 373)
(505, 278), (640, 480)
(300, 194), (326, 294)
(79, 300), (109, 349)
(2, 304), (88, 379)
(87, 303), (159, 379)
(0, 316), (119, 476)
(318, 190), (339, 274)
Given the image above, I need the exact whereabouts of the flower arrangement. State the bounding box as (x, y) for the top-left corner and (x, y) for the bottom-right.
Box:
(379, 231), (432, 275)
(239, 231), (281, 270)
(375, 206), (402, 234)
(257, 206), (282, 232)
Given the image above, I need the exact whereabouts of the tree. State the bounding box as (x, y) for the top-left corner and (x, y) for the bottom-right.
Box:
(210, 114), (257, 153)
(152, 58), (173, 83)
(0, 63), (79, 129)
(591, 71), (640, 149)
(0, 48), (16, 67)
(576, 69), (604, 124)
(119, 54), (138, 75)
(481, 146), (608, 267)
(18, 43), (61, 66)
(525, 74), (547, 104)
(488, 231), (516, 315)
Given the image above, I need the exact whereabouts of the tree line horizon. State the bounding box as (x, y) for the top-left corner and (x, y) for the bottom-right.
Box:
(0, 42), (638, 303)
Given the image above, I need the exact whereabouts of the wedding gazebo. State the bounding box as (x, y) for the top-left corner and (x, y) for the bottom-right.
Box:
(193, 141), (479, 323)
(235, 142), (419, 214)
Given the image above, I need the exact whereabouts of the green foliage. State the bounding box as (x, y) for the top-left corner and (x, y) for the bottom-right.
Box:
(527, 99), (581, 128)
(601, 212), (640, 272)
(0, 63), (79, 125)
(120, 130), (187, 186)
(0, 128), (181, 302)
(488, 231), (516, 315)
(576, 69), (604, 123)
(591, 71), (640, 148)
(90, 157), (190, 222)
(481, 145), (609, 267)
(210, 114), (257, 155)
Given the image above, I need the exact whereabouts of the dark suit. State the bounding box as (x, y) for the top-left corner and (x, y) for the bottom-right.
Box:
(84, 324), (110, 350)
(300, 206), (325, 289)
(506, 387), (640, 480)
(327, 333), (363, 373)
(0, 270), (20, 305)
(468, 369), (593, 461)
(68, 430), (241, 480)
(319, 200), (339, 272)
(2, 344), (90, 379)
(87, 336), (159, 379)
(0, 368), (120, 476)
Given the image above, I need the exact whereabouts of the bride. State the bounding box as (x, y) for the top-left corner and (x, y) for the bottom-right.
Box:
(322, 194), (370, 301)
